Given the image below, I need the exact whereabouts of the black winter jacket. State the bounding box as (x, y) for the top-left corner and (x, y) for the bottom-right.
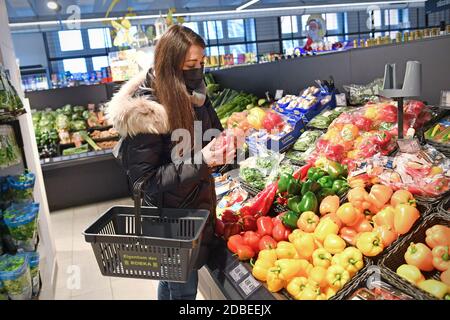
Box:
(108, 71), (222, 218)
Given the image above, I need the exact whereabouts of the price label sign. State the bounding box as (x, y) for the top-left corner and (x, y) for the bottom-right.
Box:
(441, 90), (450, 108)
(239, 275), (261, 296)
(335, 93), (347, 107)
(274, 90), (284, 101)
(228, 263), (249, 282)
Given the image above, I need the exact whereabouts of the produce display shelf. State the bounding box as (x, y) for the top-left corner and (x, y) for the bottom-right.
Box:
(87, 125), (113, 132)
(40, 149), (115, 170)
(59, 135), (120, 148)
(0, 109), (26, 122)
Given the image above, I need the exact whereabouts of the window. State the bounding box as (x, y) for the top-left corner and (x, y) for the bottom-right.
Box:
(282, 40), (300, 52)
(229, 44), (246, 55)
(326, 36), (339, 43)
(385, 9), (399, 25)
(63, 58), (87, 74)
(58, 30), (84, 51)
(301, 15), (310, 30)
(227, 19), (245, 38)
(88, 28), (112, 49)
(183, 22), (199, 34)
(367, 9), (382, 28)
(206, 46), (224, 56)
(203, 21), (223, 40)
(325, 13), (338, 30)
(281, 16), (298, 34)
(92, 56), (109, 71)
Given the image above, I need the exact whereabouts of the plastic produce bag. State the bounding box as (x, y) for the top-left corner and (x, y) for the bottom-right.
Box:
(6, 172), (35, 203)
(239, 152), (284, 189)
(348, 145), (450, 197)
(3, 203), (39, 251)
(27, 252), (40, 296)
(343, 78), (384, 105)
(0, 280), (7, 300)
(293, 130), (322, 151)
(0, 254), (32, 300)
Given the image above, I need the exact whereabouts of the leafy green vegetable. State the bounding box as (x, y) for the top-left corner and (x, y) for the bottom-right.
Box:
(256, 157), (275, 170)
(240, 167), (266, 189)
(293, 131), (322, 151)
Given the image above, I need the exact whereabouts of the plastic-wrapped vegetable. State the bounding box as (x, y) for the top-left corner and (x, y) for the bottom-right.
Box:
(6, 172), (35, 203)
(293, 130), (322, 151)
(0, 279), (7, 300)
(3, 203), (39, 251)
(71, 120), (87, 131)
(239, 167), (266, 189)
(55, 114), (70, 131)
(27, 252), (40, 296)
(343, 78), (384, 105)
(308, 107), (352, 129)
(0, 254), (32, 300)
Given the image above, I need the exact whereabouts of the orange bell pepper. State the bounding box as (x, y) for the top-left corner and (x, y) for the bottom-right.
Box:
(340, 227), (358, 246)
(368, 184), (393, 209)
(336, 203), (361, 227)
(373, 225), (398, 247)
(404, 242), (434, 272)
(441, 269), (450, 285)
(354, 217), (374, 233)
(425, 225), (450, 249)
(348, 187), (372, 211)
(432, 246), (450, 271)
(319, 195), (340, 216)
(393, 204), (420, 235)
(297, 211), (320, 233)
(372, 205), (396, 229)
(391, 190), (416, 207)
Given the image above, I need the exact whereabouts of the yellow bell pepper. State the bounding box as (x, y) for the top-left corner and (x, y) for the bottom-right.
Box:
(326, 265), (350, 290)
(356, 232), (384, 257)
(348, 187), (372, 211)
(252, 259), (273, 282)
(396, 264), (425, 285)
(325, 286), (338, 299)
(312, 248), (332, 268)
(266, 267), (286, 292)
(331, 253), (343, 266)
(257, 249), (277, 265)
(324, 234), (346, 254)
(314, 217), (339, 243)
(308, 266), (328, 288)
(275, 259), (307, 282)
(368, 184), (393, 209)
(247, 107), (266, 130)
(288, 229), (305, 243)
(296, 259), (313, 278)
(292, 233), (316, 261)
(319, 195), (340, 216)
(336, 203), (361, 227)
(365, 106), (378, 119)
(286, 277), (320, 300)
(316, 293), (327, 300)
(276, 241), (297, 259)
(339, 247), (364, 276)
(418, 280), (448, 299)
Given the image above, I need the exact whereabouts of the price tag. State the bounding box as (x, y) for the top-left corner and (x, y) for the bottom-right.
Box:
(238, 274), (261, 296)
(228, 263), (249, 282)
(274, 90), (284, 101)
(397, 138), (421, 154)
(335, 93), (347, 107)
(441, 90), (450, 108)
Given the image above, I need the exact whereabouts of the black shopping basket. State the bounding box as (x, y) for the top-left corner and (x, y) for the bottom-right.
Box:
(83, 175), (210, 283)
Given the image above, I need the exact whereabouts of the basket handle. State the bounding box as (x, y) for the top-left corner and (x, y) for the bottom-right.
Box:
(132, 173), (160, 236)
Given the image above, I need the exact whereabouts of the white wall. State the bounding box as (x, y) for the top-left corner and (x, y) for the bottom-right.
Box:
(11, 32), (48, 68)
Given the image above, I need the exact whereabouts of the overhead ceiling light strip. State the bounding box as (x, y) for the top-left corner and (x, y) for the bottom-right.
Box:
(9, 0), (425, 28)
(236, 0), (261, 11)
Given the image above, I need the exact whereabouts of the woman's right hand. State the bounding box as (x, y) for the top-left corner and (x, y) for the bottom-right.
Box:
(202, 138), (236, 168)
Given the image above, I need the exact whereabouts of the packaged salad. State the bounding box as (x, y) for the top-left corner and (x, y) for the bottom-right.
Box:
(3, 202), (39, 251)
(6, 172), (35, 203)
(27, 252), (40, 296)
(0, 254), (32, 300)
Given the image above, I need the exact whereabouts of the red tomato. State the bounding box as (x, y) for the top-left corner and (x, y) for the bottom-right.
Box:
(243, 231), (261, 252)
(258, 235), (278, 250)
(257, 216), (274, 236)
(227, 234), (244, 253)
(272, 223), (290, 242)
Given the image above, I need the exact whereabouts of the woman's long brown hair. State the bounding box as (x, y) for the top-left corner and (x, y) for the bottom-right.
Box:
(153, 25), (206, 133)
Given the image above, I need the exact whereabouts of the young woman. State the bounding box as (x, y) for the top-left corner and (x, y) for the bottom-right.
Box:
(107, 25), (235, 300)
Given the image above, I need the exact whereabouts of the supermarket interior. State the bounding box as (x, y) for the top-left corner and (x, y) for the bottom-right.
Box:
(0, 0), (450, 302)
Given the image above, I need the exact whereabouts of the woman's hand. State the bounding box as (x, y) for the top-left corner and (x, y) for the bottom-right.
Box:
(202, 138), (236, 167)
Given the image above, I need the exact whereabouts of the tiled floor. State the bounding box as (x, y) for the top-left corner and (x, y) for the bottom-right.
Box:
(50, 198), (205, 300)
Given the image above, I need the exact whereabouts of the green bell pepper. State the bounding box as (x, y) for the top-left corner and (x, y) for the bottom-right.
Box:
(332, 179), (349, 197)
(307, 167), (327, 181)
(326, 161), (347, 179)
(281, 211), (300, 229)
(278, 173), (292, 193)
(301, 180), (321, 196)
(299, 192), (318, 213)
(317, 176), (333, 189)
(287, 178), (302, 196)
(287, 196), (302, 213)
(317, 188), (336, 203)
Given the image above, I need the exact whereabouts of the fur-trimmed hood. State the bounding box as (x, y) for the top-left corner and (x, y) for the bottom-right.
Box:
(106, 71), (170, 137)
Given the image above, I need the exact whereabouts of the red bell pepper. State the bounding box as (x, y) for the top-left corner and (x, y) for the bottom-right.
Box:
(257, 216), (274, 236)
(241, 215), (257, 232)
(221, 209), (240, 223)
(262, 112), (285, 132)
(239, 183), (277, 217)
(371, 131), (392, 148)
(404, 100), (425, 118)
(243, 231), (261, 253)
(354, 115), (373, 131)
(293, 163), (313, 181)
(215, 219), (225, 237)
(379, 104), (397, 123)
(223, 223), (242, 240)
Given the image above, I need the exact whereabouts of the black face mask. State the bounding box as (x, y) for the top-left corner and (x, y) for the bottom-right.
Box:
(183, 66), (204, 92)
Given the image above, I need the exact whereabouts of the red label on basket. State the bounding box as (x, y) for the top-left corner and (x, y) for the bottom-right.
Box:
(118, 250), (160, 271)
